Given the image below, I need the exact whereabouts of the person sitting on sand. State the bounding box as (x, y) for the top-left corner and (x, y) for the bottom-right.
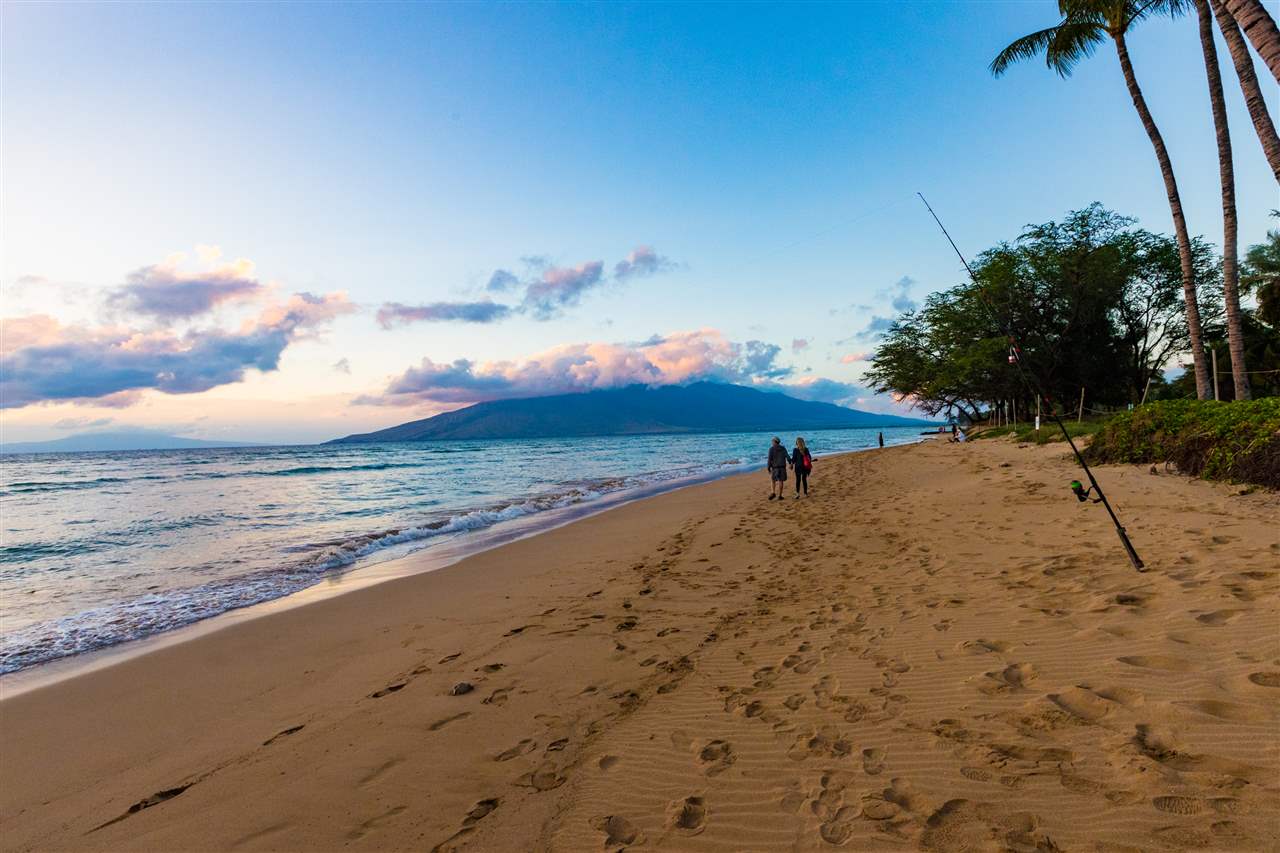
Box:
(791, 437), (811, 498)
(766, 437), (789, 500)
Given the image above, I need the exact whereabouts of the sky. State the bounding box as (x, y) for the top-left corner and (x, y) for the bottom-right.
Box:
(2, 0), (1277, 444)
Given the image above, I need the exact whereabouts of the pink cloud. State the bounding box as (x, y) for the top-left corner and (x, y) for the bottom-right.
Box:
(362, 329), (792, 406)
(110, 256), (264, 321)
(840, 351), (870, 364)
(1, 291), (354, 409)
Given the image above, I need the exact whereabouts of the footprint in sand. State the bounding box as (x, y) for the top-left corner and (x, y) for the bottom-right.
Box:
(517, 762), (565, 792)
(862, 748), (886, 775)
(1195, 609), (1245, 626)
(598, 755), (619, 771)
(976, 662), (1038, 695)
(698, 740), (735, 776)
(1152, 795), (1203, 815)
(669, 796), (707, 835)
(592, 815), (642, 847)
(1117, 655), (1194, 672)
(1247, 672), (1280, 688)
(495, 739), (536, 762)
(1178, 699), (1271, 723)
(1049, 687), (1115, 724)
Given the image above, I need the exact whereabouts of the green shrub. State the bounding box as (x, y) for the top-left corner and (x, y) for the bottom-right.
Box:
(974, 419), (1107, 445)
(1085, 399), (1280, 488)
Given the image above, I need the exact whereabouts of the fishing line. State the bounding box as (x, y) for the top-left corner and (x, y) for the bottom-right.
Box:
(916, 193), (1146, 572)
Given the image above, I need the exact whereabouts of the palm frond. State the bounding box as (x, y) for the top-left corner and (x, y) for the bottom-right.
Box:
(991, 25), (1064, 76)
(1045, 19), (1107, 76)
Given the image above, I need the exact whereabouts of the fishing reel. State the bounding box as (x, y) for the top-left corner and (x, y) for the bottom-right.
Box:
(1070, 480), (1101, 503)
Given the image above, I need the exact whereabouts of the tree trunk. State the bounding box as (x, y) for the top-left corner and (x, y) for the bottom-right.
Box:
(1223, 0), (1280, 83)
(1199, 0), (1252, 400)
(1212, 0), (1280, 182)
(1113, 34), (1211, 399)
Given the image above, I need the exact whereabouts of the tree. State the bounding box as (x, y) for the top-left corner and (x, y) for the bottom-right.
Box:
(1211, 0), (1280, 182)
(1221, 0), (1280, 83)
(1196, 0), (1251, 398)
(1241, 226), (1280, 327)
(991, 0), (1213, 400)
(866, 206), (1221, 416)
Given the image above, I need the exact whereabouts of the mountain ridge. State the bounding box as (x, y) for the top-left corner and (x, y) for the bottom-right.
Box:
(330, 382), (933, 443)
(0, 431), (263, 455)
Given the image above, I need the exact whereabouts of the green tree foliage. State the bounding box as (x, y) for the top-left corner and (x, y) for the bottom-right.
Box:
(1240, 226), (1280, 327)
(865, 204), (1243, 420)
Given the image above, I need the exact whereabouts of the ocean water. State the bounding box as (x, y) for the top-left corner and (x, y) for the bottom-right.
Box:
(0, 427), (925, 674)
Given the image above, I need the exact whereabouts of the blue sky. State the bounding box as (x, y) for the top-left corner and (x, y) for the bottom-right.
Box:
(2, 1), (1276, 443)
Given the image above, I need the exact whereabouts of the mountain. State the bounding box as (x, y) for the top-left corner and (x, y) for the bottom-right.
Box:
(0, 431), (263, 454)
(330, 382), (934, 443)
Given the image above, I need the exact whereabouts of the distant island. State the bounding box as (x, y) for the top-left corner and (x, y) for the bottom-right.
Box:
(0, 431), (262, 455)
(330, 382), (933, 443)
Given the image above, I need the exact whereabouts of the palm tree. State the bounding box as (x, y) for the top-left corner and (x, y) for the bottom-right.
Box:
(1212, 0), (1280, 182)
(1196, 0), (1251, 399)
(1222, 0), (1280, 83)
(991, 0), (1212, 399)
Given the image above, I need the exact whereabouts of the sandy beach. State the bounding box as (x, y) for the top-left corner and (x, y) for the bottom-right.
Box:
(2, 438), (1277, 852)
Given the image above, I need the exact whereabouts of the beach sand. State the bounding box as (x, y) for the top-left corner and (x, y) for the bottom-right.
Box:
(2, 438), (1277, 852)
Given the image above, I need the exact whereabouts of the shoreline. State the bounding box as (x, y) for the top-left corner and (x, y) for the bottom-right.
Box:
(0, 440), (921, 698)
(2, 438), (1275, 852)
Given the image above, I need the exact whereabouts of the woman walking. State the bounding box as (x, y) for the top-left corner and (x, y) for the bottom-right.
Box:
(791, 437), (811, 498)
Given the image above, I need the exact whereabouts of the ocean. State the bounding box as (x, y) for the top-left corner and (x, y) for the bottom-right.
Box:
(0, 427), (925, 674)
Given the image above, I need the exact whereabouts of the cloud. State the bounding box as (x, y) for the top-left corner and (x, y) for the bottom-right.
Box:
(333, 358), (351, 374)
(485, 270), (520, 292)
(878, 275), (918, 313)
(109, 256), (265, 321)
(376, 300), (512, 328)
(359, 329), (794, 406)
(613, 246), (675, 280)
(463, 246), (677, 323)
(791, 338), (810, 353)
(53, 416), (114, 431)
(854, 315), (895, 342)
(1, 292), (355, 409)
(840, 351), (870, 364)
(759, 376), (870, 407)
(521, 260), (606, 319)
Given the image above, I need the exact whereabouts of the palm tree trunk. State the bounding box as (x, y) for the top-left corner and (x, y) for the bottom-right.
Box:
(1113, 33), (1211, 400)
(1212, 0), (1280, 182)
(1223, 0), (1280, 83)
(1198, 0), (1252, 400)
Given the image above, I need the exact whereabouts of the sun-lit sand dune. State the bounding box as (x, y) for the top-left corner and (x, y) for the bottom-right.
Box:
(2, 439), (1277, 851)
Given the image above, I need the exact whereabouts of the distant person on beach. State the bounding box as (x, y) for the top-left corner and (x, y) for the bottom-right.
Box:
(878, 431), (884, 448)
(791, 437), (812, 498)
(767, 437), (788, 500)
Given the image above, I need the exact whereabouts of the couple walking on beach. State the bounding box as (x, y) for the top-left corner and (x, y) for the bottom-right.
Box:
(767, 436), (811, 500)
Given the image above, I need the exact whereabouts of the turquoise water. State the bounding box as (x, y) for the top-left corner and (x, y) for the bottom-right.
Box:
(0, 427), (925, 673)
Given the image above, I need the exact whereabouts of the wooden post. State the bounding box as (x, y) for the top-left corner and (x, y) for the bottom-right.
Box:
(1212, 347), (1219, 401)
(1035, 396), (1041, 431)
(1140, 376), (1152, 406)
(1077, 387), (1085, 423)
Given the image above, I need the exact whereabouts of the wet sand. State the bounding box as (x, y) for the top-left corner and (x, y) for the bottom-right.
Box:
(2, 438), (1277, 851)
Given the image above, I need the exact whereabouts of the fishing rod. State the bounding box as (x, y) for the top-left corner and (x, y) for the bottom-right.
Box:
(916, 193), (1145, 572)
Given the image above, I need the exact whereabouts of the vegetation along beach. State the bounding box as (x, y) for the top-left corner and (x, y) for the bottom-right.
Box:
(2, 1), (1279, 851)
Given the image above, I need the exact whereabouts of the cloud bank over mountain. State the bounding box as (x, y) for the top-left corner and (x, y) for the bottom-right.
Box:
(358, 329), (869, 408)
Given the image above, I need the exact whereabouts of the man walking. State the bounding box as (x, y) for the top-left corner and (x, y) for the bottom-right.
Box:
(766, 436), (789, 501)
